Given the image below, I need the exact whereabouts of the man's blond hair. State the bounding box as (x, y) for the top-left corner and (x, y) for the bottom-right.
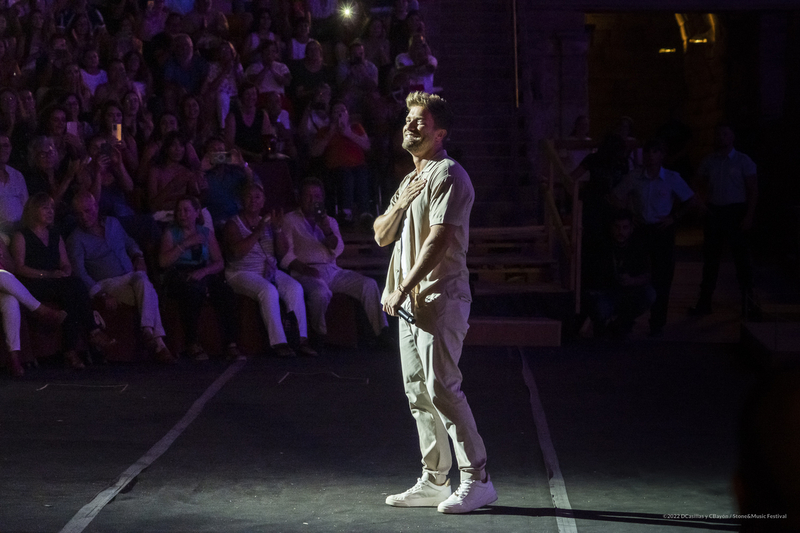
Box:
(405, 91), (453, 132)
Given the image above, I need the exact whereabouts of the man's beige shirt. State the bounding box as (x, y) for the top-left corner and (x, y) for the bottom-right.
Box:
(381, 149), (474, 304)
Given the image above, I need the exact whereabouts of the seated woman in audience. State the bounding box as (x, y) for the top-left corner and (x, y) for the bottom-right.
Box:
(289, 39), (332, 114)
(59, 92), (94, 144)
(179, 94), (213, 150)
(0, 38), (21, 88)
(57, 62), (93, 113)
(93, 59), (136, 111)
(121, 90), (153, 149)
(98, 100), (138, 175)
(223, 182), (316, 358)
(139, 112), (199, 183)
(11, 193), (115, 369)
(79, 48), (107, 97)
(242, 10), (282, 66)
(123, 50), (152, 102)
(18, 10), (51, 74)
(83, 135), (160, 248)
(224, 82), (272, 163)
(0, 89), (33, 167)
(40, 105), (86, 166)
(0, 238), (69, 377)
(25, 136), (84, 229)
(158, 195), (240, 360)
(67, 13), (98, 56)
(362, 18), (391, 73)
(0, 13), (19, 59)
(147, 131), (204, 217)
(201, 40), (244, 130)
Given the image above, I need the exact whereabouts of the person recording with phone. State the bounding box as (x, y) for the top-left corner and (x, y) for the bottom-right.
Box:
(199, 137), (254, 232)
(281, 178), (388, 345)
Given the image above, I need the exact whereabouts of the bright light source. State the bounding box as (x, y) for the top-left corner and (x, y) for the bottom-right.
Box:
(659, 48), (677, 53)
(340, 4), (353, 18)
(689, 38), (708, 43)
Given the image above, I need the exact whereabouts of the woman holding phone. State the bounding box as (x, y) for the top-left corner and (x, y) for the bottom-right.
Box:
(98, 100), (138, 176)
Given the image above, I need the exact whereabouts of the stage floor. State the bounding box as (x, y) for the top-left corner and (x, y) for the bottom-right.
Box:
(1, 336), (750, 533)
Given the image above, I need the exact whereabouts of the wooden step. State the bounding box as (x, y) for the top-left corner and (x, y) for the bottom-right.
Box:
(465, 317), (561, 347)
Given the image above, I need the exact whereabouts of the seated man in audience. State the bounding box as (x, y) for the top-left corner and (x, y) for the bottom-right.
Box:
(584, 210), (655, 339)
(281, 178), (388, 344)
(163, 34), (208, 107)
(67, 191), (175, 363)
(0, 135), (28, 239)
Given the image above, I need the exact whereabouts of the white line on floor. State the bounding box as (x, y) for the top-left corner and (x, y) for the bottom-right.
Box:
(58, 359), (247, 533)
(519, 348), (578, 533)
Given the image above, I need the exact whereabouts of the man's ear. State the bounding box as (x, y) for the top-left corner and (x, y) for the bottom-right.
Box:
(436, 128), (447, 143)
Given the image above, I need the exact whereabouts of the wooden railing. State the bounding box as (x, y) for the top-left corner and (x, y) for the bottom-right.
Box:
(541, 138), (594, 313)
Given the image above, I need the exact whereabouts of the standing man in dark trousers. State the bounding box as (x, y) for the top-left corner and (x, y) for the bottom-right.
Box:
(374, 92), (497, 514)
(611, 138), (696, 336)
(690, 124), (758, 316)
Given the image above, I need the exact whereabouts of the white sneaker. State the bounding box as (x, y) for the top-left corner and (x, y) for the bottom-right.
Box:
(385, 478), (451, 507)
(437, 475), (497, 513)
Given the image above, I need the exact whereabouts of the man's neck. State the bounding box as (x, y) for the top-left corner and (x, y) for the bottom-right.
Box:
(717, 145), (733, 156)
(644, 166), (661, 179)
(411, 146), (441, 174)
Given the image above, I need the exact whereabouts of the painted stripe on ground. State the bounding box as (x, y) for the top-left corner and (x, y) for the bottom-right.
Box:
(58, 359), (247, 533)
(519, 348), (578, 533)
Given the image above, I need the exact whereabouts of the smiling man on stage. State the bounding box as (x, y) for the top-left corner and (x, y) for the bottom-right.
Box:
(374, 91), (497, 514)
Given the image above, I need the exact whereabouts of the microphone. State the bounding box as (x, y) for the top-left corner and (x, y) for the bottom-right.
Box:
(397, 308), (416, 325)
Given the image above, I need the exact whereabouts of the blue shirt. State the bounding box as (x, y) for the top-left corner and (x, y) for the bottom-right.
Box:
(67, 216), (142, 295)
(697, 149), (757, 206)
(612, 167), (694, 225)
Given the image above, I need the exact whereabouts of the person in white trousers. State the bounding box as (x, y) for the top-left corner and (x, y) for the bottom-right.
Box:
(223, 182), (317, 358)
(375, 92), (497, 514)
(281, 177), (388, 341)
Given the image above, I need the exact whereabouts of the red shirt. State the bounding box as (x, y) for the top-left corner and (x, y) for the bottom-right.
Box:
(316, 123), (367, 169)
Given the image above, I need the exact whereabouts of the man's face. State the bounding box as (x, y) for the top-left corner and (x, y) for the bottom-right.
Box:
(402, 106), (442, 156)
(300, 185), (324, 217)
(0, 136), (11, 164)
(332, 103), (348, 124)
(52, 37), (68, 52)
(349, 44), (364, 63)
(49, 110), (66, 135)
(74, 196), (99, 229)
(643, 146), (664, 168)
(175, 36), (193, 60)
(612, 219), (633, 245)
(714, 126), (735, 150)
